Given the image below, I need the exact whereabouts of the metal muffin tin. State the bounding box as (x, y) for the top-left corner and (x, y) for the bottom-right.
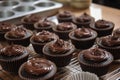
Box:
(0, 0), (63, 22)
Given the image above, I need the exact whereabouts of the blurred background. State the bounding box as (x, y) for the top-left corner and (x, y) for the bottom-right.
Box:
(93, 0), (120, 9)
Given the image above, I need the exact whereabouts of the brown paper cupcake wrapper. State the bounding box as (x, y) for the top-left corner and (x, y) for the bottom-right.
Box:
(66, 72), (99, 80)
(78, 53), (113, 76)
(0, 52), (29, 74)
(96, 39), (120, 60)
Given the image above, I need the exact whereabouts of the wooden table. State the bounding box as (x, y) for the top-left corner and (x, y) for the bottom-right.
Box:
(0, 3), (120, 80)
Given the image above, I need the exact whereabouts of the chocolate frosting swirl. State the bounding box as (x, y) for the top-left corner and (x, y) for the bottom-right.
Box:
(7, 27), (27, 39)
(74, 28), (92, 38)
(95, 19), (111, 28)
(24, 58), (53, 76)
(83, 46), (109, 62)
(57, 22), (74, 31)
(101, 35), (120, 47)
(76, 13), (91, 23)
(0, 45), (25, 56)
(113, 28), (120, 38)
(58, 11), (72, 18)
(23, 14), (44, 23)
(37, 19), (51, 27)
(33, 31), (56, 43)
(0, 22), (16, 32)
(49, 39), (72, 54)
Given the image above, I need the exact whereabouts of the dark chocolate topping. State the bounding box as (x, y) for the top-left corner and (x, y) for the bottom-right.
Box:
(49, 39), (71, 54)
(101, 35), (120, 47)
(113, 28), (120, 38)
(74, 28), (92, 38)
(57, 22), (74, 31)
(76, 13), (91, 23)
(0, 45), (25, 56)
(95, 19), (111, 28)
(24, 58), (53, 76)
(33, 31), (56, 43)
(83, 46), (109, 62)
(7, 27), (27, 38)
(0, 22), (16, 32)
(37, 19), (51, 27)
(58, 11), (72, 18)
(23, 14), (44, 23)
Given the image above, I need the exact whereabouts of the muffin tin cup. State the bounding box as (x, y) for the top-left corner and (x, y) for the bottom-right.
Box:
(0, 11), (15, 19)
(0, 1), (20, 7)
(0, 0), (63, 22)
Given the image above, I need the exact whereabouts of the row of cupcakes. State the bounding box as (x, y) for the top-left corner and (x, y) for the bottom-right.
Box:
(0, 20), (119, 61)
(21, 11), (114, 37)
(0, 11), (115, 42)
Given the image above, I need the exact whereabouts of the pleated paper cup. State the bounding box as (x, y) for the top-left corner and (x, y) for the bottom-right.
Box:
(66, 72), (99, 80)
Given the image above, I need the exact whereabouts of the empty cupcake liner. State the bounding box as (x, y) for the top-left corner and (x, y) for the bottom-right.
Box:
(66, 72), (99, 80)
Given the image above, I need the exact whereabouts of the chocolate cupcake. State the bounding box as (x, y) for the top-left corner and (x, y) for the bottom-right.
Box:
(43, 39), (75, 67)
(90, 19), (114, 37)
(78, 46), (113, 76)
(19, 58), (57, 80)
(5, 27), (33, 47)
(0, 22), (16, 40)
(34, 19), (56, 32)
(96, 35), (120, 60)
(0, 45), (29, 74)
(73, 13), (94, 28)
(21, 14), (45, 30)
(52, 22), (77, 40)
(69, 28), (97, 49)
(30, 30), (59, 55)
(57, 11), (74, 23)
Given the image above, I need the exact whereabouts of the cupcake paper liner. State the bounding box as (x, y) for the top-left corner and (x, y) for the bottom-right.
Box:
(78, 51), (113, 76)
(0, 53), (29, 74)
(66, 72), (99, 80)
(97, 39), (120, 60)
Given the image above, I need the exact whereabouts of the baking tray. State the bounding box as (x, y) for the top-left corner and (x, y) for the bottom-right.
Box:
(0, 0), (63, 24)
